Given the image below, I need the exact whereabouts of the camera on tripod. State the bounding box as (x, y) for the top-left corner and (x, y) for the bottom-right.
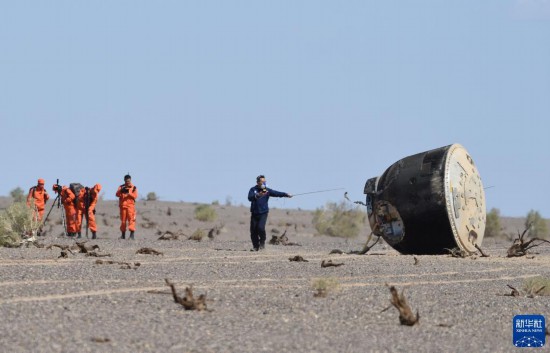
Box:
(53, 184), (62, 193)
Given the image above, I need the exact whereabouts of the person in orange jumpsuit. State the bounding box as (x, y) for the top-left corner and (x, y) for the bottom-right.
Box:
(27, 179), (50, 222)
(77, 184), (102, 239)
(53, 184), (78, 237)
(116, 175), (138, 239)
(74, 192), (84, 238)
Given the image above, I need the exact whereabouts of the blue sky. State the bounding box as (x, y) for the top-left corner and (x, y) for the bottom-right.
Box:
(1, 1), (549, 217)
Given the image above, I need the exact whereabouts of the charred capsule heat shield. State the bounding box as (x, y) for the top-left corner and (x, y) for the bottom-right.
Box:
(364, 144), (486, 255)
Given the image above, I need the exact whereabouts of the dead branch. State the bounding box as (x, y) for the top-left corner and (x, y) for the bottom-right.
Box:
(207, 228), (216, 239)
(95, 259), (140, 269)
(164, 279), (208, 311)
(329, 249), (344, 254)
(445, 247), (469, 258)
(321, 260), (344, 268)
(289, 256), (308, 262)
(27, 241), (45, 248)
(47, 244), (72, 251)
(74, 241), (100, 254)
(506, 284), (520, 297)
(507, 225), (550, 257)
(269, 230), (301, 246)
(85, 251), (112, 257)
(413, 256), (419, 265)
(136, 247), (164, 256)
(158, 231), (181, 240)
(474, 244), (490, 257)
(207, 224), (224, 239)
(388, 285), (419, 326)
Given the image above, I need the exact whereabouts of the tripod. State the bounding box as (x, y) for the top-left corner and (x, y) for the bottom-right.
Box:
(41, 180), (67, 237)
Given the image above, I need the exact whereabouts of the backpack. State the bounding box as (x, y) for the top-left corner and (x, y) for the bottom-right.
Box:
(28, 186), (45, 199)
(29, 186), (36, 199)
(69, 183), (84, 206)
(83, 187), (91, 209)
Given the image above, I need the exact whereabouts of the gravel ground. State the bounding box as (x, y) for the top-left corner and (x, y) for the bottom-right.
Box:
(1, 199), (549, 352)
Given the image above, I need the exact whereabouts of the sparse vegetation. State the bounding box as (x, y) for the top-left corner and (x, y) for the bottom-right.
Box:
(189, 229), (205, 241)
(484, 208), (502, 237)
(211, 200), (219, 206)
(194, 204), (217, 222)
(158, 230), (182, 240)
(146, 192), (158, 201)
(312, 201), (366, 238)
(523, 277), (550, 296)
(10, 187), (25, 203)
(525, 210), (548, 239)
(0, 202), (40, 247)
(311, 277), (339, 297)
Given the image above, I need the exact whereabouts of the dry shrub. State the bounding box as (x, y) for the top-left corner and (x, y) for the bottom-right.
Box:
(146, 192), (158, 201)
(10, 187), (25, 203)
(311, 277), (339, 297)
(189, 229), (205, 241)
(194, 204), (217, 222)
(0, 202), (40, 247)
(484, 208), (503, 237)
(523, 277), (550, 296)
(312, 201), (366, 238)
(525, 210), (549, 239)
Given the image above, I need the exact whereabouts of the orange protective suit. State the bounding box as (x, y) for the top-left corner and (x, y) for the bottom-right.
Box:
(116, 182), (138, 232)
(53, 185), (77, 234)
(27, 179), (49, 222)
(77, 184), (102, 233)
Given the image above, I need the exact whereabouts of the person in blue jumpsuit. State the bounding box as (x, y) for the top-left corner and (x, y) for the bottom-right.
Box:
(248, 175), (292, 251)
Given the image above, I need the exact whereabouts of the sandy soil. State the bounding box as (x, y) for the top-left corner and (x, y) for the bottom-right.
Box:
(1, 198), (549, 353)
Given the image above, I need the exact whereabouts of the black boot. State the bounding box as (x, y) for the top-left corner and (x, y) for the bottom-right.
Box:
(77, 232), (82, 238)
(92, 232), (96, 240)
(129, 231), (135, 240)
(121, 231), (126, 239)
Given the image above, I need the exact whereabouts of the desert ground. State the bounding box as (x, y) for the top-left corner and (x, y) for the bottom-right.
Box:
(0, 197), (549, 353)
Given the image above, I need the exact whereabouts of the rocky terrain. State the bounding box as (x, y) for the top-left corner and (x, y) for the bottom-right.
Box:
(0, 197), (549, 352)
